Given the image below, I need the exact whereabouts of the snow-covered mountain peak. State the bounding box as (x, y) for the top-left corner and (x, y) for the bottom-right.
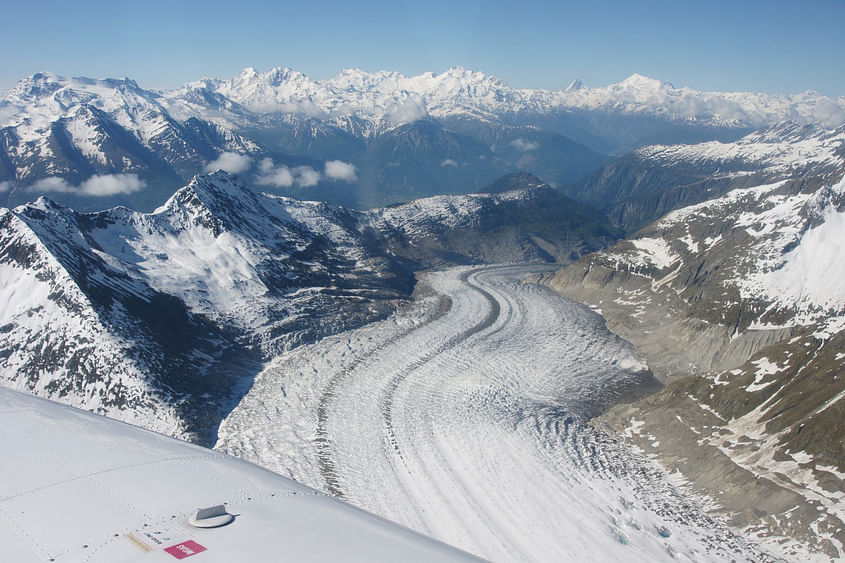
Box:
(212, 66), (322, 113)
(229, 66), (307, 87)
(6, 72), (64, 101)
(28, 194), (63, 212)
(420, 66), (510, 93)
(565, 78), (584, 92)
(264, 66), (310, 86)
(6, 72), (144, 104)
(617, 73), (669, 92)
(438, 65), (491, 82)
(1, 71), (168, 134)
(237, 66), (260, 79)
(181, 76), (221, 91)
(159, 171), (270, 230)
(332, 68), (406, 89)
(155, 172), (366, 260)
(165, 170), (239, 204)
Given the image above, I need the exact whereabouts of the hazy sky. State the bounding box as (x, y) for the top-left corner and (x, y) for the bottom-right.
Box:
(2, 0), (844, 96)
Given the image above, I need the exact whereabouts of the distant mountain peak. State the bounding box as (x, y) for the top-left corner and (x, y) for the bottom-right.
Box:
(225, 66), (313, 90)
(27, 71), (62, 85)
(478, 171), (549, 194)
(444, 65), (471, 75)
(617, 73), (669, 91)
(7, 71), (64, 100)
(565, 78), (584, 92)
(444, 65), (507, 86)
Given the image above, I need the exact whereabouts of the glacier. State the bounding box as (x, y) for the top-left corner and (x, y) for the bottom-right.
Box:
(215, 264), (775, 561)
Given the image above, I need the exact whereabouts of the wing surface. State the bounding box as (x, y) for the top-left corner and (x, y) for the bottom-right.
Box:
(0, 388), (483, 562)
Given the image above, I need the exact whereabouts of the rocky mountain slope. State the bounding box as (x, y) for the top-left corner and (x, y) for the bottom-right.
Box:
(563, 121), (845, 232)
(4, 67), (844, 212)
(0, 172), (411, 443)
(542, 166), (845, 557)
(0, 170), (613, 445)
(371, 172), (620, 266)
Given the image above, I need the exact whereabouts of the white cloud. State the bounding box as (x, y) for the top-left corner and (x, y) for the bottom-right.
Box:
(27, 174), (146, 196)
(277, 101), (329, 119)
(294, 166), (320, 187)
(806, 98), (845, 127)
(0, 104), (19, 126)
(509, 138), (540, 152)
(79, 174), (145, 196)
(0, 180), (12, 192)
(258, 158), (276, 174)
(256, 158), (294, 187)
(385, 95), (427, 124)
(204, 152), (253, 174)
(256, 158), (322, 188)
(441, 159), (458, 168)
(324, 160), (357, 182)
(30, 177), (73, 193)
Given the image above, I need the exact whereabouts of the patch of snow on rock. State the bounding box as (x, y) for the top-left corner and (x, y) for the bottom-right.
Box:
(629, 238), (679, 269)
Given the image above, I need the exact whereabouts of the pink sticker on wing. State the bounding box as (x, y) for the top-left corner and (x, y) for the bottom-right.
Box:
(164, 540), (207, 559)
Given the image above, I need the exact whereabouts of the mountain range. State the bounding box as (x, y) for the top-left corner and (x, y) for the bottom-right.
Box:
(3, 67), (844, 212)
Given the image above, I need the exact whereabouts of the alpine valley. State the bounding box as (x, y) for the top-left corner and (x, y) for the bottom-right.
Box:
(1, 66), (844, 562)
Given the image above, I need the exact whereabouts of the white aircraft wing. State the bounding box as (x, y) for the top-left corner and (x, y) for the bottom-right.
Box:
(0, 388), (483, 562)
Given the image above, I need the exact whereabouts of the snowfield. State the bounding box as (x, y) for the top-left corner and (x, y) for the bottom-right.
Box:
(216, 265), (769, 562)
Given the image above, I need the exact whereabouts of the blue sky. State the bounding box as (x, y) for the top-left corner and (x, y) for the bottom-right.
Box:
(2, 0), (844, 96)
